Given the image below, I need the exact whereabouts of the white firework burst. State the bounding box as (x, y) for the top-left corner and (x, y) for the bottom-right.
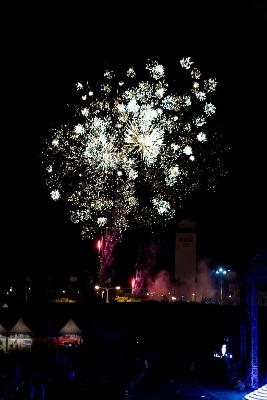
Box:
(44, 56), (223, 239)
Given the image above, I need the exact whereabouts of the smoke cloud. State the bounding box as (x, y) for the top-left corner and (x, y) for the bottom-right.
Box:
(142, 258), (218, 302)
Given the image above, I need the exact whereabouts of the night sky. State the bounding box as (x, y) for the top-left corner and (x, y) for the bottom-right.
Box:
(3, 3), (266, 283)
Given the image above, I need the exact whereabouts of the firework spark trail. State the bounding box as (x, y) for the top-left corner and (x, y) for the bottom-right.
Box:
(44, 57), (225, 282)
(133, 240), (160, 293)
(98, 228), (117, 285)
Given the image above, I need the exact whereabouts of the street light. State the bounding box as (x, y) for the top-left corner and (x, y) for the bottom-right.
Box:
(95, 285), (121, 303)
(215, 267), (229, 305)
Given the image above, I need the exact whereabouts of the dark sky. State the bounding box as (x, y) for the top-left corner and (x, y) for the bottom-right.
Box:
(2, 2), (267, 281)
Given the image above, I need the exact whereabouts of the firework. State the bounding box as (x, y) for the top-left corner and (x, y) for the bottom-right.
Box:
(44, 56), (223, 242)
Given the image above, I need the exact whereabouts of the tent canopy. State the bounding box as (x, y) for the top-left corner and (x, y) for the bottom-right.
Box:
(58, 318), (82, 335)
(0, 323), (7, 333)
(9, 318), (32, 334)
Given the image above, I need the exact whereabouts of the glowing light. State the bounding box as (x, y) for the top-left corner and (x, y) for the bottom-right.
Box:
(204, 78), (217, 92)
(183, 146), (193, 156)
(50, 189), (60, 201)
(180, 57), (193, 69)
(195, 91), (206, 101)
(244, 384), (267, 399)
(127, 67), (136, 78)
(81, 108), (89, 116)
(44, 56), (224, 240)
(76, 82), (83, 90)
(191, 68), (201, 79)
(204, 103), (216, 116)
(97, 217), (107, 227)
(146, 60), (165, 80)
(197, 132), (206, 142)
(97, 239), (102, 252)
(75, 124), (85, 134)
(52, 138), (59, 146)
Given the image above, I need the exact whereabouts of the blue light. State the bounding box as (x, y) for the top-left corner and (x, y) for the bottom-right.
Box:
(244, 384), (267, 399)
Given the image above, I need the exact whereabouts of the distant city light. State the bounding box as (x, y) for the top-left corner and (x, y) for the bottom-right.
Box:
(221, 344), (226, 356)
(213, 342), (233, 360)
(215, 266), (229, 304)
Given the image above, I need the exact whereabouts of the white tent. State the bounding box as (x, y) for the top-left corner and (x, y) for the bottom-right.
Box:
(0, 324), (7, 352)
(58, 318), (82, 335)
(9, 318), (32, 334)
(0, 323), (7, 334)
(8, 318), (32, 351)
(58, 318), (83, 347)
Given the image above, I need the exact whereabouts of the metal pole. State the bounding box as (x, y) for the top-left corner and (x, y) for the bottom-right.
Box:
(220, 277), (223, 305)
(106, 288), (109, 303)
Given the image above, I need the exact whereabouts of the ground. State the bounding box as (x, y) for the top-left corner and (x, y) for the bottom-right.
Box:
(133, 378), (249, 399)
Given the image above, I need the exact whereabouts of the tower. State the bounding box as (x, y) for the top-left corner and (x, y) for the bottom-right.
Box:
(240, 247), (267, 389)
(175, 218), (197, 301)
